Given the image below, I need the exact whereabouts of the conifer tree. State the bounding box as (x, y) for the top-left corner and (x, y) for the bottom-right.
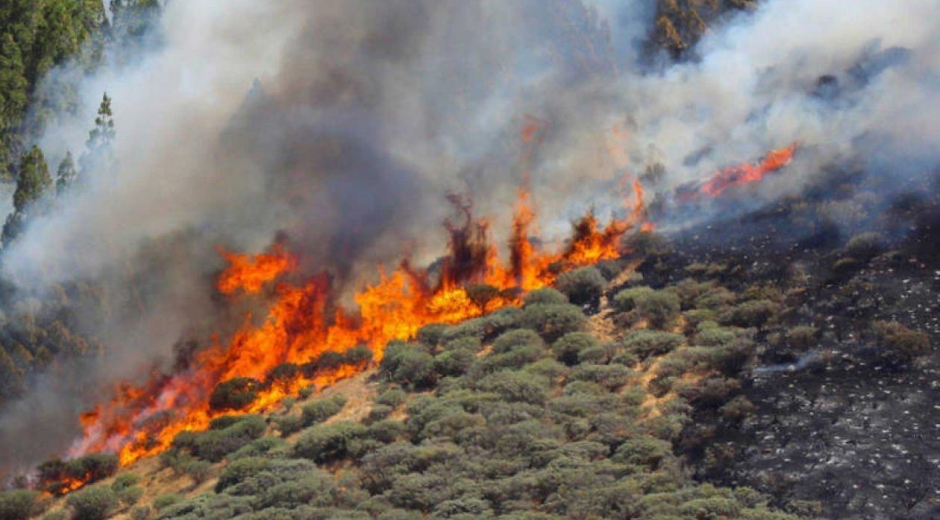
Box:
(55, 150), (76, 194)
(2, 144), (51, 246)
(79, 92), (115, 177)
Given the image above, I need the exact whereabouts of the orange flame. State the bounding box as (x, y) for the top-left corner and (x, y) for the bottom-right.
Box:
(701, 143), (798, 197)
(62, 131), (656, 477)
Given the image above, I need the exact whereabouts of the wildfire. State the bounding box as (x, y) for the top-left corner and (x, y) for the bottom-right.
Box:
(700, 143), (798, 197)
(57, 166), (655, 486)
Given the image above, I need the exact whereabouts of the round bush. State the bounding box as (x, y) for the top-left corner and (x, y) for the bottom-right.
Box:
(554, 267), (606, 306)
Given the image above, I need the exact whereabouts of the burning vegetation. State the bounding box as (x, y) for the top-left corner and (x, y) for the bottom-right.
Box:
(61, 182), (654, 477)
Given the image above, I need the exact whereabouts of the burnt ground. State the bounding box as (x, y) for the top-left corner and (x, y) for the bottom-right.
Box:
(641, 178), (940, 519)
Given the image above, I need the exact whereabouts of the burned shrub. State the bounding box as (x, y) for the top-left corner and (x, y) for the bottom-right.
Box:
(265, 363), (300, 393)
(872, 320), (931, 364)
(208, 377), (262, 412)
(786, 325), (819, 351)
(554, 266), (606, 307)
(465, 284), (502, 314)
(721, 300), (780, 328)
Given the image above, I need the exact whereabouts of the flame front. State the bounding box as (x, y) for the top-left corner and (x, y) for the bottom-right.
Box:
(62, 180), (655, 472)
(700, 143), (798, 197)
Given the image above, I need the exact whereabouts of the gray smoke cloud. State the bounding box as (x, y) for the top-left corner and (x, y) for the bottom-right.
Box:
(1, 0), (939, 474)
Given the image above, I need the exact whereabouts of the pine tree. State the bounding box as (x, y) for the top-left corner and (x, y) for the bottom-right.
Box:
(79, 92), (115, 177)
(2, 144), (51, 246)
(12, 144), (51, 212)
(55, 150), (76, 193)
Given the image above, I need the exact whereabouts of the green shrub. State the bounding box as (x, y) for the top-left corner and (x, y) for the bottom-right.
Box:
(341, 344), (374, 367)
(554, 266), (606, 306)
(568, 364), (634, 390)
(493, 329), (545, 354)
(0, 490), (44, 520)
(298, 386), (315, 399)
(229, 436), (289, 460)
(552, 332), (600, 365)
(722, 300), (780, 328)
(523, 288), (569, 307)
(522, 304), (587, 342)
(172, 414), (266, 462)
(181, 460), (213, 485)
(40, 511), (67, 520)
(612, 287), (653, 313)
(66, 486), (118, 520)
(380, 343), (438, 390)
(118, 486), (144, 507)
(152, 493), (183, 511)
(302, 395), (348, 426)
(208, 377), (262, 412)
(416, 323), (449, 347)
(129, 505), (151, 520)
(873, 320), (931, 363)
(368, 404), (394, 422)
(477, 371), (550, 405)
(482, 345), (548, 379)
(622, 330), (684, 359)
(294, 421), (368, 463)
(433, 348), (475, 377)
(110, 473), (140, 492)
(612, 437), (673, 470)
(441, 319), (487, 343)
(68, 454), (119, 485)
(375, 389), (406, 409)
(844, 232), (884, 261)
(215, 457), (270, 493)
(275, 414), (304, 437)
(635, 290), (681, 329)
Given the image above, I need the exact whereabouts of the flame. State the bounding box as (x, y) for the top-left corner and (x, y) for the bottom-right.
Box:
(60, 129), (657, 480)
(216, 244), (295, 295)
(700, 143), (798, 197)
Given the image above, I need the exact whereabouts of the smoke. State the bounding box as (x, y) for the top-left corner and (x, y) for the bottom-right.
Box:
(1, 0), (939, 474)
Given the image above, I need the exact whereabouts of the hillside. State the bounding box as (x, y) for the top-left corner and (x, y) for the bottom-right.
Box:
(18, 256), (815, 520)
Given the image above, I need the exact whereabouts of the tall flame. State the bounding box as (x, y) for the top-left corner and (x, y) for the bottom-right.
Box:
(60, 180), (654, 475)
(700, 143), (798, 197)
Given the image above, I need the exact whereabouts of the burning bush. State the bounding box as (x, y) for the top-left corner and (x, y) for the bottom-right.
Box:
(38, 453), (119, 496)
(0, 490), (45, 520)
(208, 377), (262, 412)
(554, 266), (606, 307)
